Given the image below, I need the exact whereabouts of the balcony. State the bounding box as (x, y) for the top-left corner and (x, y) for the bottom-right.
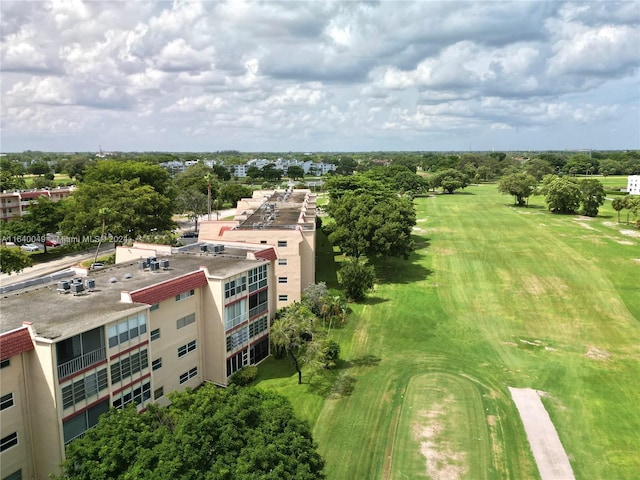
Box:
(58, 347), (106, 379)
(249, 302), (268, 318)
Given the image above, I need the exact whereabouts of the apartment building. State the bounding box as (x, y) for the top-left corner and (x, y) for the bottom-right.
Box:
(627, 175), (640, 195)
(198, 188), (316, 307)
(0, 187), (75, 222)
(0, 241), (276, 479)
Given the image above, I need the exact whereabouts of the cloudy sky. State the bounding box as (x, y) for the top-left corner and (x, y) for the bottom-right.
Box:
(1, 1), (639, 153)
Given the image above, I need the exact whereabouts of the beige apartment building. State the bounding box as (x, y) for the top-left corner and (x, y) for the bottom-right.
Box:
(0, 187), (75, 223)
(0, 241), (276, 479)
(199, 188), (317, 307)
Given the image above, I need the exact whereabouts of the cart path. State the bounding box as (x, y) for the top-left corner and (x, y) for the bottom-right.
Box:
(509, 387), (575, 480)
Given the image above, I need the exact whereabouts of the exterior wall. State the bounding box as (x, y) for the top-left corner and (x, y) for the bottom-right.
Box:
(146, 289), (203, 406)
(201, 276), (226, 386)
(628, 175), (640, 195)
(0, 187), (74, 222)
(0, 353), (35, 480)
(28, 339), (63, 478)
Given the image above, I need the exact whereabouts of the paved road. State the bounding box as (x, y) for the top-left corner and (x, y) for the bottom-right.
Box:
(509, 387), (575, 480)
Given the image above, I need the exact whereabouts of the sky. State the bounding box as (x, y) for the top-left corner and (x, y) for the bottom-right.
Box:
(1, 1), (639, 153)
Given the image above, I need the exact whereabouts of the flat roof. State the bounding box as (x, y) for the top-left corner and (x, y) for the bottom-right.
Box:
(236, 190), (316, 230)
(0, 245), (267, 341)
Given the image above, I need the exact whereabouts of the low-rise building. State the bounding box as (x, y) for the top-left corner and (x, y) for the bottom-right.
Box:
(627, 175), (640, 195)
(0, 186), (75, 222)
(0, 241), (276, 478)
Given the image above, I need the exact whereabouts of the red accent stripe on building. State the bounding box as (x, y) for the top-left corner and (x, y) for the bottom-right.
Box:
(0, 327), (34, 361)
(255, 247), (277, 261)
(129, 271), (207, 305)
(109, 340), (149, 361)
(112, 373), (152, 396)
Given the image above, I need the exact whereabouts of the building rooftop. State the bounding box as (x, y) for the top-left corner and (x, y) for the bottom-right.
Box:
(235, 190), (316, 230)
(0, 243), (269, 341)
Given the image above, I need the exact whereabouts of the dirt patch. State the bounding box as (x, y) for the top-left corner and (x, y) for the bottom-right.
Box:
(616, 240), (634, 245)
(486, 415), (496, 426)
(413, 395), (467, 480)
(586, 346), (611, 360)
(523, 275), (546, 296)
(634, 259), (640, 264)
(620, 229), (640, 238)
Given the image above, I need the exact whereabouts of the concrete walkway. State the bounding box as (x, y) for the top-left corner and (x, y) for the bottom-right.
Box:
(509, 387), (575, 480)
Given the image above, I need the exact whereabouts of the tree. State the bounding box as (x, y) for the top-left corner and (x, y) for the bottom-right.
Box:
(219, 184), (253, 208)
(270, 303), (320, 384)
(84, 160), (174, 200)
(174, 163), (218, 196)
(261, 163), (283, 182)
(611, 197), (625, 223)
(246, 165), (262, 180)
(176, 190), (208, 231)
(287, 165), (305, 180)
(338, 257), (375, 301)
(540, 175), (581, 214)
(20, 197), (65, 253)
(430, 169), (470, 194)
(326, 190), (416, 259)
(56, 384), (325, 480)
(60, 180), (175, 241)
(579, 179), (606, 217)
(0, 247), (33, 274)
(523, 158), (554, 181)
(498, 173), (537, 206)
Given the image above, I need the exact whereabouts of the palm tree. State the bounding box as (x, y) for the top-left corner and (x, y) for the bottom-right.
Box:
(92, 207), (110, 268)
(270, 303), (316, 384)
(611, 197), (624, 223)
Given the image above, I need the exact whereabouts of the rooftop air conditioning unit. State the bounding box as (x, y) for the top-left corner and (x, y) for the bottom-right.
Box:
(200, 245), (208, 253)
(160, 259), (169, 269)
(57, 281), (70, 293)
(70, 283), (84, 295)
(149, 261), (160, 271)
(85, 279), (96, 291)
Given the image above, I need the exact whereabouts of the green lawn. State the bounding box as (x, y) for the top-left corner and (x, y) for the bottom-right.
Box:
(256, 180), (640, 480)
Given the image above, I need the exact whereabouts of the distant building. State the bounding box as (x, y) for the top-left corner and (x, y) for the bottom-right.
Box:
(0, 186), (75, 222)
(627, 175), (640, 195)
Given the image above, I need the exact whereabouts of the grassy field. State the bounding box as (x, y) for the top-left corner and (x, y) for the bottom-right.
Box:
(255, 178), (640, 480)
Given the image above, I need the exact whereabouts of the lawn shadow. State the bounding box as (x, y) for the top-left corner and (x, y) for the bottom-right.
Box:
(315, 228), (340, 289)
(372, 251), (433, 285)
(307, 355), (381, 399)
(255, 357), (296, 382)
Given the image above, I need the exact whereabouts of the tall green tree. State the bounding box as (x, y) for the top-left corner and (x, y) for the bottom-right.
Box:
(579, 179), (606, 217)
(498, 173), (537, 206)
(56, 385), (325, 480)
(176, 190), (208, 231)
(430, 169), (470, 194)
(611, 197), (625, 223)
(21, 197), (65, 253)
(0, 247), (33, 274)
(219, 184), (253, 208)
(338, 257), (375, 302)
(270, 303), (320, 384)
(286, 165), (305, 180)
(540, 175), (582, 214)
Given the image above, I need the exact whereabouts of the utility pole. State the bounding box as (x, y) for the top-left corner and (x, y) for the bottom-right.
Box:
(205, 173), (212, 221)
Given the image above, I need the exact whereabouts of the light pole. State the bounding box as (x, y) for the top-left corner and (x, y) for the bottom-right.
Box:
(204, 173), (212, 221)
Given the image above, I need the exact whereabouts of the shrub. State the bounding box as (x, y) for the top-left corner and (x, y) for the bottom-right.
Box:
(229, 365), (258, 386)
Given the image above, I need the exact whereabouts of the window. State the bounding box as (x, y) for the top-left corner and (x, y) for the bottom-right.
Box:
(152, 358), (162, 371)
(226, 349), (247, 377)
(260, 240), (267, 244)
(278, 295), (288, 302)
(113, 381), (151, 410)
(108, 313), (147, 349)
(0, 393), (14, 411)
(226, 326), (249, 352)
(249, 316), (268, 338)
(177, 340), (197, 358)
(248, 264), (268, 292)
(3, 469), (22, 480)
(150, 329), (160, 341)
(225, 276), (247, 299)
(150, 303), (159, 311)
(179, 366), (198, 384)
(154, 387), (164, 400)
(0, 432), (18, 452)
(175, 289), (195, 301)
(249, 289), (268, 317)
(278, 277), (288, 284)
(0, 359), (9, 369)
(176, 313), (196, 329)
(250, 337), (270, 365)
(225, 301), (247, 330)
(278, 258), (287, 265)
(110, 350), (148, 385)
(277, 240), (287, 247)
(61, 369), (108, 409)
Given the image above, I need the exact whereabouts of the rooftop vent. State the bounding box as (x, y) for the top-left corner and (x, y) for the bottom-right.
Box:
(85, 279), (96, 291)
(200, 245), (208, 253)
(109, 277), (118, 283)
(149, 261), (160, 271)
(160, 259), (170, 269)
(123, 273), (132, 279)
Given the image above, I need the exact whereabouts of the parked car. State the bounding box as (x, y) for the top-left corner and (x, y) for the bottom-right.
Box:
(181, 231), (199, 238)
(21, 243), (40, 252)
(91, 262), (105, 270)
(44, 240), (61, 247)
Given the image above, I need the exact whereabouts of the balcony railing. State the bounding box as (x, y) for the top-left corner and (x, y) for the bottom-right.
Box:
(249, 302), (268, 319)
(58, 347), (106, 379)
